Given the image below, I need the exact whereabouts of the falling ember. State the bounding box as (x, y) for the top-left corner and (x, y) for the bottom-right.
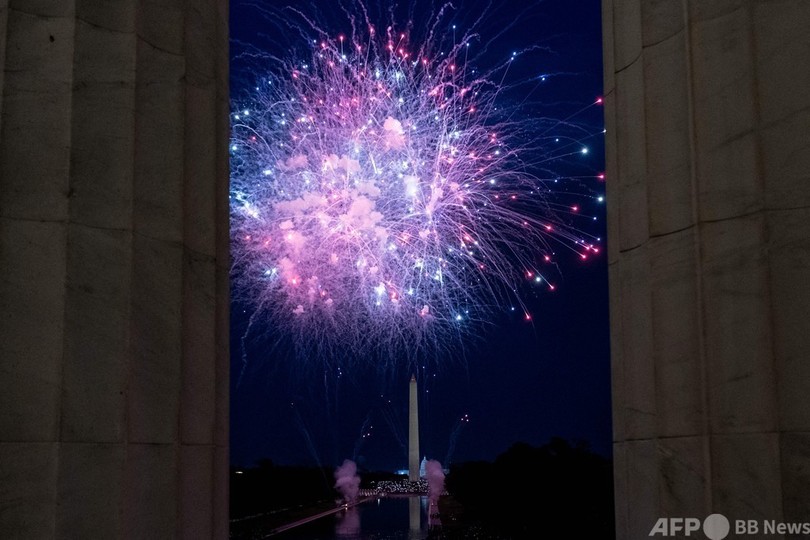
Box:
(230, 3), (602, 361)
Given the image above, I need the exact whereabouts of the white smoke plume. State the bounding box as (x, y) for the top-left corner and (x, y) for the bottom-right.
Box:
(425, 459), (445, 504)
(334, 459), (361, 503)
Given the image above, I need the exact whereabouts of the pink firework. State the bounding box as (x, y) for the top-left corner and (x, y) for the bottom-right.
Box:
(230, 4), (602, 362)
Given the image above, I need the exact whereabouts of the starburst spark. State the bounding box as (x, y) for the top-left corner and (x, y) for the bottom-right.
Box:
(230, 3), (602, 364)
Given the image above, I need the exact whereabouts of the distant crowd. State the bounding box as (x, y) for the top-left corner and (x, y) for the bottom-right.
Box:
(367, 479), (428, 494)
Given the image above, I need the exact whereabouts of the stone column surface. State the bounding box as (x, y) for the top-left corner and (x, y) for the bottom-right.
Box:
(0, 1), (229, 538)
(603, 0), (810, 538)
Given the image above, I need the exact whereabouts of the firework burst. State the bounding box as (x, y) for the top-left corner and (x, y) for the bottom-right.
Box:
(231, 2), (602, 365)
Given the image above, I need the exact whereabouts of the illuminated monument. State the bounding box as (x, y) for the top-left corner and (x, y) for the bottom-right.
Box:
(409, 375), (420, 481)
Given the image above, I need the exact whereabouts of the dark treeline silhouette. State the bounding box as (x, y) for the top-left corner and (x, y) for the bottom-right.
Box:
(359, 470), (405, 487)
(445, 438), (614, 538)
(230, 459), (334, 519)
(230, 439), (613, 537)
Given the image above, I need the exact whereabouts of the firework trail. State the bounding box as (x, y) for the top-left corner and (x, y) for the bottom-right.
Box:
(291, 402), (324, 469)
(231, 1), (602, 365)
(444, 413), (470, 466)
(380, 395), (408, 458)
(351, 412), (373, 462)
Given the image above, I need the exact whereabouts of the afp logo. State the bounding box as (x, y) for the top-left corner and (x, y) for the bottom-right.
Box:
(650, 514), (730, 540)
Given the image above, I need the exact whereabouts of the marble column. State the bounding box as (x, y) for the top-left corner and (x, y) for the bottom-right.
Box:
(0, 0), (229, 538)
(603, 0), (810, 537)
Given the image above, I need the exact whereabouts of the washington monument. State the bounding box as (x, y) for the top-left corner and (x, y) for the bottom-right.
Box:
(408, 375), (420, 481)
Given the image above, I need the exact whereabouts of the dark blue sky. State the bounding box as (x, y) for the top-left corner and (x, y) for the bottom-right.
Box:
(229, 0), (609, 471)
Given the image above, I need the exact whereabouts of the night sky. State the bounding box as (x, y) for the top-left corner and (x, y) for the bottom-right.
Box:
(229, 0), (610, 472)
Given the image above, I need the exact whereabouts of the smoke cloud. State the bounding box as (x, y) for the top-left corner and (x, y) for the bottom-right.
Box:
(334, 459), (361, 503)
(382, 116), (406, 150)
(425, 459), (445, 504)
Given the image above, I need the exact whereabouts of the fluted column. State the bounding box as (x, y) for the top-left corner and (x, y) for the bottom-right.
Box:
(0, 0), (229, 538)
(603, 0), (810, 537)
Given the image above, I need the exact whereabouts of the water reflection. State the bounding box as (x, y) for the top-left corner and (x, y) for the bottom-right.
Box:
(329, 496), (432, 540)
(427, 499), (442, 529)
(271, 496), (437, 539)
(335, 506), (360, 537)
(408, 497), (422, 538)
